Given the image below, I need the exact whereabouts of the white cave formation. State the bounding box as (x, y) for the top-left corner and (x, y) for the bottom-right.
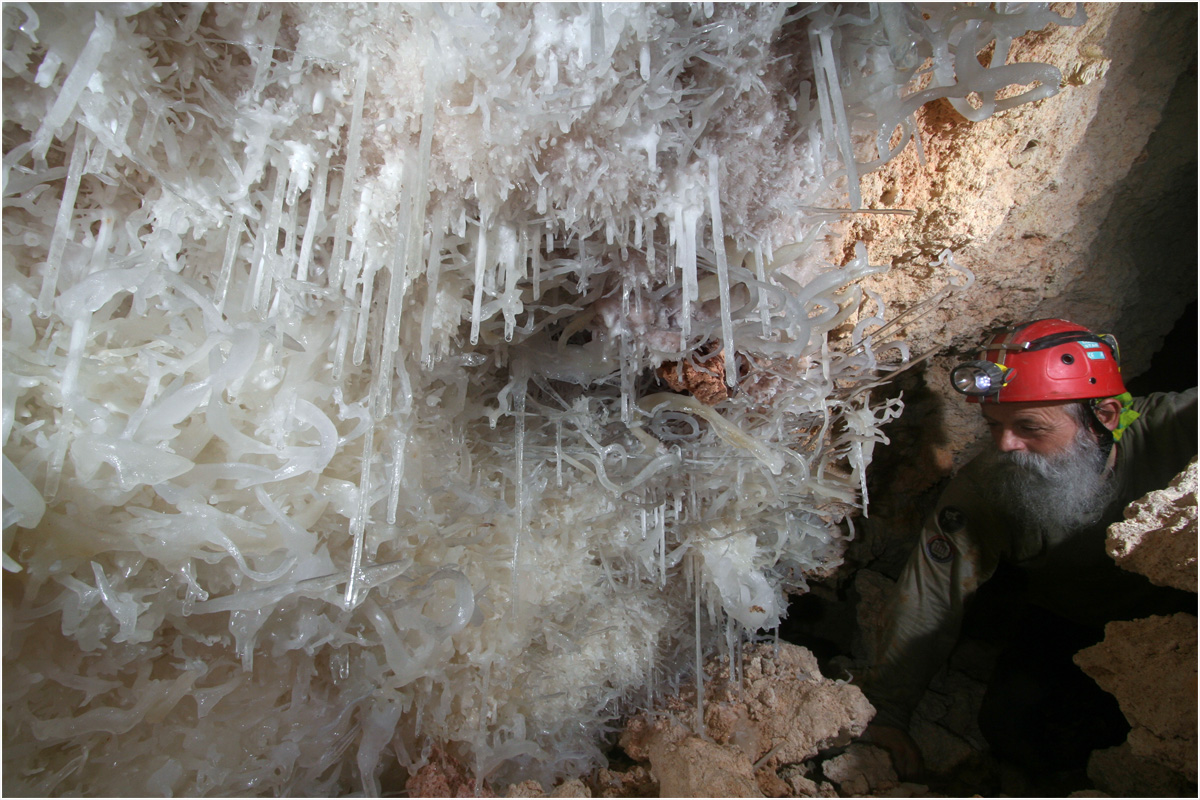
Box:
(2, 3), (1085, 794)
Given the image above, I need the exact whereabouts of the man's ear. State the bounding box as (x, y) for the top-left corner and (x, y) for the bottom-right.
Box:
(1093, 397), (1123, 431)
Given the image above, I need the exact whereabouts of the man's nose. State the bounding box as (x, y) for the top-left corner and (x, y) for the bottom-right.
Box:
(994, 428), (1025, 453)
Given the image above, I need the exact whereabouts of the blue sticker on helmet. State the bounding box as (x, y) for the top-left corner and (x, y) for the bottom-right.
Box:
(1086, 351), (1106, 360)
(1080, 341), (1102, 349)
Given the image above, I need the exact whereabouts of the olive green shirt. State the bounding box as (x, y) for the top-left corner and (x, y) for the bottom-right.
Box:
(866, 389), (1198, 730)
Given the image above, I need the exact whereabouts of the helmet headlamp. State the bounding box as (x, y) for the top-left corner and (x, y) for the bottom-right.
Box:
(948, 319), (1127, 403)
(950, 360), (1012, 397)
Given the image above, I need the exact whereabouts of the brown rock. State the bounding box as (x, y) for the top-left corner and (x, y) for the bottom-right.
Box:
(407, 746), (495, 797)
(505, 778), (590, 798)
(619, 642), (876, 796)
(1087, 741), (1195, 797)
(821, 742), (899, 796)
(754, 766), (792, 798)
(549, 778), (592, 797)
(1106, 459), (1197, 592)
(657, 347), (729, 405)
(622, 643), (875, 774)
(590, 765), (657, 798)
(1074, 613), (1198, 781)
(507, 780), (549, 797)
(648, 735), (762, 798)
(504, 774), (603, 797)
(725, 643), (875, 768)
(618, 712), (686, 765)
(707, 701), (761, 759)
(779, 765), (832, 798)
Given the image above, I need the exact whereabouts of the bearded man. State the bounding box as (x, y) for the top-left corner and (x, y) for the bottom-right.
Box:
(861, 319), (1197, 781)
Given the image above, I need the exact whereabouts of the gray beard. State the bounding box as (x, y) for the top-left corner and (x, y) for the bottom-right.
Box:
(990, 426), (1115, 537)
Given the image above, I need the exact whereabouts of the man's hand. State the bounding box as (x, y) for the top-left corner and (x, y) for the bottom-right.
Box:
(862, 723), (924, 782)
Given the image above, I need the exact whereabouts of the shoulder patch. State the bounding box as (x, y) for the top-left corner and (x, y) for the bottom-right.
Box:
(937, 506), (966, 534)
(925, 533), (955, 564)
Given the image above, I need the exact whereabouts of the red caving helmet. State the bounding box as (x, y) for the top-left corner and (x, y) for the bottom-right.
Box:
(950, 319), (1127, 404)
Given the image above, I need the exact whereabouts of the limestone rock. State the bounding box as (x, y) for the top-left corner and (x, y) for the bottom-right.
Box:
(621, 643), (875, 772)
(504, 779), (592, 798)
(590, 766), (656, 799)
(507, 780), (549, 797)
(821, 742), (899, 796)
(718, 643), (876, 768)
(907, 715), (976, 779)
(778, 765), (839, 798)
(407, 747), (495, 797)
(549, 779), (592, 797)
(755, 764), (793, 798)
(648, 735), (761, 798)
(1106, 459), (1197, 592)
(619, 642), (876, 796)
(1074, 613), (1198, 781)
(748, 642), (873, 767)
(505, 776), (598, 797)
(1087, 741), (1195, 798)
(656, 346), (730, 406)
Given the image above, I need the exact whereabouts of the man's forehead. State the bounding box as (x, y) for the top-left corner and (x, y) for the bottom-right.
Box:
(981, 401), (1076, 424)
